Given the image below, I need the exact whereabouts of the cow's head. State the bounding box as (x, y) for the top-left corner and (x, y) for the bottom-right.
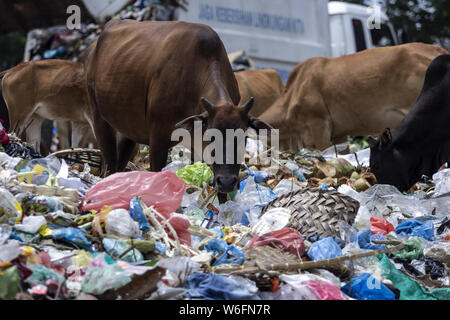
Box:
(176, 97), (273, 194)
(369, 128), (412, 191)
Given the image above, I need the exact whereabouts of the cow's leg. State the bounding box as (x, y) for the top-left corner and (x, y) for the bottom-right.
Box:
(302, 116), (332, 151)
(56, 120), (72, 149)
(26, 116), (44, 153)
(93, 114), (118, 175)
(71, 121), (88, 148)
(116, 133), (137, 171)
(149, 130), (170, 172)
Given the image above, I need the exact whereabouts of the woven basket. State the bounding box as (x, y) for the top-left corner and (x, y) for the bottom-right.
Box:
(261, 187), (359, 238)
(50, 148), (102, 174)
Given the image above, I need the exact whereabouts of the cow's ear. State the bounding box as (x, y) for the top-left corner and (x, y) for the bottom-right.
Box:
(175, 112), (208, 131)
(368, 136), (378, 148)
(380, 128), (392, 145)
(249, 116), (274, 135)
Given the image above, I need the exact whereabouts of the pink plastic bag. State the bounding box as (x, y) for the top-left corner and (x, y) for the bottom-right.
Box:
(370, 217), (395, 236)
(82, 171), (190, 246)
(82, 171), (185, 216)
(303, 280), (351, 300)
(247, 228), (305, 257)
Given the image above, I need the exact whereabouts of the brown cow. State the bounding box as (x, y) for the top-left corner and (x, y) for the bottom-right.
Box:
(84, 19), (272, 198)
(259, 43), (448, 152)
(234, 69), (285, 117)
(0, 60), (95, 152)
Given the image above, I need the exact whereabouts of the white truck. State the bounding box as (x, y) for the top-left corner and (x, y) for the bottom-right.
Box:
(176, 0), (399, 82)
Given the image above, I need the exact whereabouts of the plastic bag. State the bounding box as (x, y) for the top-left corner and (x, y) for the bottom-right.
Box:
(392, 237), (424, 260)
(378, 254), (448, 300)
(396, 219), (434, 241)
(0, 240), (21, 262)
(25, 196), (63, 213)
(0, 188), (23, 224)
(370, 217), (395, 236)
(341, 273), (395, 300)
(235, 176), (277, 224)
(0, 224), (12, 245)
(307, 237), (343, 261)
(82, 171), (185, 217)
(26, 264), (65, 285)
(272, 179), (301, 197)
(424, 242), (450, 266)
(204, 238), (244, 266)
(358, 230), (386, 250)
(52, 227), (92, 251)
(162, 160), (189, 173)
(279, 274), (350, 300)
(102, 238), (144, 263)
(248, 228), (305, 257)
(14, 215), (47, 234)
(432, 168), (450, 197)
(176, 162), (212, 187)
(0, 266), (21, 299)
(129, 197), (151, 234)
(81, 263), (132, 296)
(186, 272), (260, 300)
(217, 201), (249, 227)
(105, 209), (141, 239)
(251, 208), (291, 236)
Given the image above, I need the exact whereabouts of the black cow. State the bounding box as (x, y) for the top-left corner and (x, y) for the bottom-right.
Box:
(369, 54), (450, 191)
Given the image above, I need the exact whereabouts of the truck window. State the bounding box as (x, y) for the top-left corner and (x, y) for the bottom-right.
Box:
(352, 19), (367, 52)
(370, 23), (395, 47)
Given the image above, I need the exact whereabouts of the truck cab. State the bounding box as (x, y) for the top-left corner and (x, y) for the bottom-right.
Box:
(328, 1), (399, 57)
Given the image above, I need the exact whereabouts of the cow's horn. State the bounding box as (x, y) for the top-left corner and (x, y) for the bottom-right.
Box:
(201, 98), (213, 113)
(242, 97), (255, 114)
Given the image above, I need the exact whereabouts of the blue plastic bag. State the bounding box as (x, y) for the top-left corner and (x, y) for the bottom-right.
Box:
(129, 197), (151, 234)
(396, 219), (434, 241)
(341, 273), (395, 300)
(52, 227), (91, 250)
(244, 165), (269, 183)
(186, 273), (260, 300)
(358, 230), (386, 250)
(205, 238), (245, 266)
(307, 237), (343, 261)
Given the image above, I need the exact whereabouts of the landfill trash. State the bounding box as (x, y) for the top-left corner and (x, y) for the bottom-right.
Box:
(251, 207), (291, 236)
(186, 273), (260, 300)
(275, 274), (351, 300)
(307, 237), (343, 261)
(105, 209), (141, 239)
(247, 228), (305, 257)
(391, 237), (424, 260)
(1, 123), (450, 300)
(396, 219), (434, 241)
(272, 179), (302, 197)
(0, 266), (21, 299)
(370, 217), (396, 236)
(341, 273), (395, 300)
(82, 171), (185, 216)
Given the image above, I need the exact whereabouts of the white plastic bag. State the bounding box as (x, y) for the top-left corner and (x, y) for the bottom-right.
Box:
(105, 209), (141, 238)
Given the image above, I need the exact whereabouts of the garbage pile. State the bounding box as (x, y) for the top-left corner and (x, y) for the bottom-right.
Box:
(26, 0), (187, 62)
(1, 131), (450, 301)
